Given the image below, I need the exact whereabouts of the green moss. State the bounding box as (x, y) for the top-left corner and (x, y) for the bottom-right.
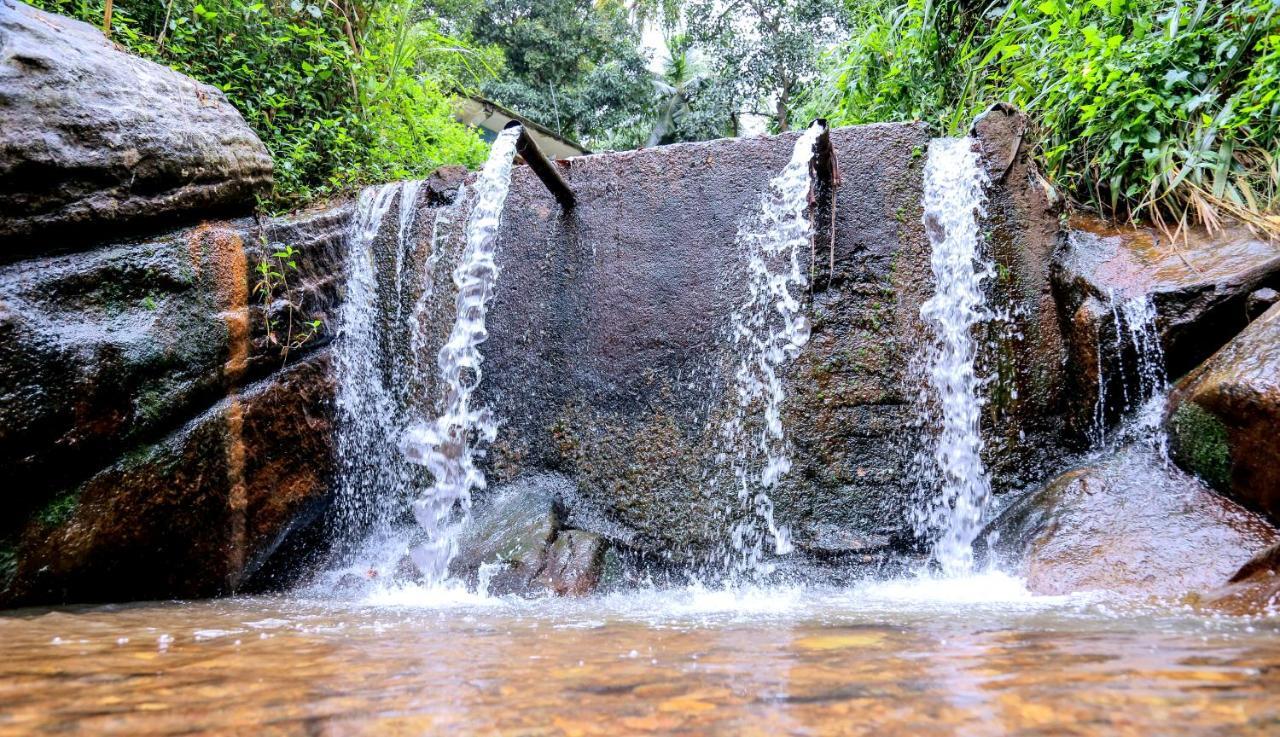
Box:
(0, 543), (16, 591)
(38, 489), (81, 527)
(1170, 402), (1233, 491)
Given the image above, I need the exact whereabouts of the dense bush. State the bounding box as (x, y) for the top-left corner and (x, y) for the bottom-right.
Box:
(803, 0), (1280, 233)
(30, 0), (494, 209)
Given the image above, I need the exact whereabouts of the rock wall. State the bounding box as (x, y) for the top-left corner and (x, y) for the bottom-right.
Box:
(0, 1), (342, 605)
(390, 113), (1067, 565)
(1, 0), (1076, 599)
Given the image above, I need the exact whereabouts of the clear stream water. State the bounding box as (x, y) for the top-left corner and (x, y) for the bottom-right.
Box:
(3, 579), (1279, 736)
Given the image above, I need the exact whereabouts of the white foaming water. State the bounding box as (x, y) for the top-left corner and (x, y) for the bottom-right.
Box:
(1091, 291), (1168, 450)
(332, 181), (424, 538)
(400, 126), (521, 584)
(721, 123), (823, 580)
(912, 138), (993, 577)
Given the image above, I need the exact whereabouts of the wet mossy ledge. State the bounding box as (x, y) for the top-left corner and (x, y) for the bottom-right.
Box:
(3, 0), (1280, 608)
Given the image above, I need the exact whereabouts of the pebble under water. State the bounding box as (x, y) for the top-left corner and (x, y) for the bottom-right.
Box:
(2, 579), (1279, 736)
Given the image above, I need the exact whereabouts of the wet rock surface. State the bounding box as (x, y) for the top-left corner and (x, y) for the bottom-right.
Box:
(1054, 216), (1280, 435)
(1166, 303), (1280, 524)
(1194, 542), (1280, 615)
(985, 444), (1277, 597)
(0, 1), (273, 252)
(451, 474), (606, 597)
(0, 207), (349, 544)
(3, 353), (336, 605)
(968, 105), (1068, 489)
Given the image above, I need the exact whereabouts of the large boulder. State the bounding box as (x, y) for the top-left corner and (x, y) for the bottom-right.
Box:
(3, 353), (336, 605)
(985, 445), (1277, 597)
(1166, 303), (1280, 524)
(1053, 216), (1280, 436)
(0, 0), (273, 252)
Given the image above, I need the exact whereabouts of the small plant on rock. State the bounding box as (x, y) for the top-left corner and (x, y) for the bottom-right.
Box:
(254, 240), (321, 363)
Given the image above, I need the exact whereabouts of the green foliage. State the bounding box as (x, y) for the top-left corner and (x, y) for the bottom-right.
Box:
(0, 543), (16, 590)
(804, 0), (1280, 232)
(38, 490), (81, 527)
(685, 0), (849, 132)
(30, 0), (493, 208)
(254, 240), (320, 360)
(432, 0), (655, 148)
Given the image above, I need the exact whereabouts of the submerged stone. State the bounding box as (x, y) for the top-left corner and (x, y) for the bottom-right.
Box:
(985, 444), (1277, 597)
(451, 474), (565, 596)
(1194, 542), (1280, 616)
(1166, 302), (1280, 524)
(532, 529), (605, 597)
(0, 1), (272, 251)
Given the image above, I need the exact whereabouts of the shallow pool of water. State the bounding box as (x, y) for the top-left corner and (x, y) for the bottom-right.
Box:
(2, 574), (1278, 736)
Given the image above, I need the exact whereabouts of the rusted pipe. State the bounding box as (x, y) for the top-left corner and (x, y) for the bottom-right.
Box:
(504, 121), (576, 210)
(809, 118), (840, 189)
(806, 119), (841, 290)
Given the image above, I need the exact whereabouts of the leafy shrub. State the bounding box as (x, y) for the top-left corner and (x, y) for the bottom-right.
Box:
(30, 0), (495, 209)
(803, 0), (1280, 234)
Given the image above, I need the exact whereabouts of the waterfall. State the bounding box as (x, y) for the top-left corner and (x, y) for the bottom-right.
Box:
(400, 126), (520, 584)
(331, 181), (426, 544)
(912, 137), (993, 577)
(721, 123), (824, 580)
(1091, 291), (1167, 449)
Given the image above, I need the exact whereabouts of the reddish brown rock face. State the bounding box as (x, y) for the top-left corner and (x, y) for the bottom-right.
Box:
(1054, 216), (1280, 437)
(986, 445), (1277, 597)
(0, 204), (348, 606)
(4, 354), (335, 605)
(1166, 303), (1280, 524)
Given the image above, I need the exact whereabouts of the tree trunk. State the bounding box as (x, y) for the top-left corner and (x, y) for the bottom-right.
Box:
(776, 85), (790, 132)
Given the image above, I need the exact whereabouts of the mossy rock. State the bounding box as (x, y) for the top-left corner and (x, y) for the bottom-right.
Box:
(1169, 402), (1232, 492)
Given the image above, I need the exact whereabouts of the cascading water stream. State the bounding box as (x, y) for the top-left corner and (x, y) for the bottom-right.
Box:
(721, 123), (824, 580)
(912, 137), (994, 577)
(400, 126), (521, 584)
(1091, 291), (1168, 449)
(332, 181), (422, 542)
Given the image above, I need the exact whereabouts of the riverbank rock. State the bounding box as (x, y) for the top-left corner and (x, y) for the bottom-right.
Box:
(0, 207), (348, 545)
(0, 0), (273, 253)
(1166, 303), (1280, 524)
(1193, 542), (1280, 616)
(3, 353), (336, 605)
(449, 473), (606, 597)
(1053, 216), (1280, 436)
(0, 201), (349, 606)
(985, 445), (1277, 597)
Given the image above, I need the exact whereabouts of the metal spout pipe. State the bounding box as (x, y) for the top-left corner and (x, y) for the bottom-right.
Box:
(504, 121), (576, 210)
(808, 119), (841, 290)
(809, 118), (840, 188)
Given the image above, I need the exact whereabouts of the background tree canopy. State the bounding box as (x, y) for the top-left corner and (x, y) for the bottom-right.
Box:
(28, 0), (1280, 231)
